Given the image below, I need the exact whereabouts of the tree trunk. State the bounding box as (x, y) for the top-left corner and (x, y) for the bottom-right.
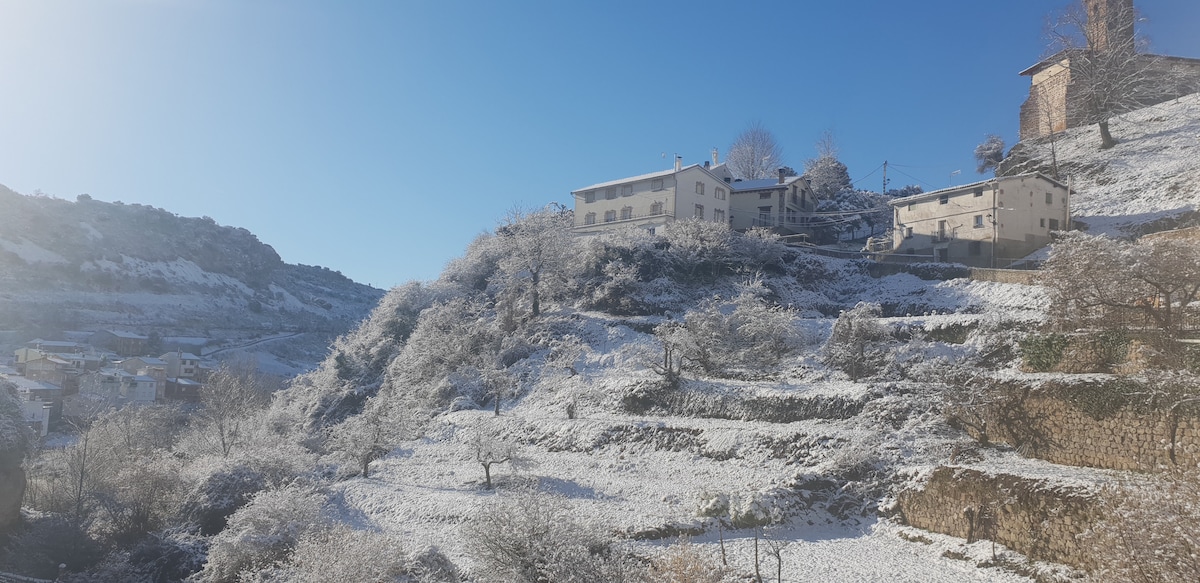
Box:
(483, 463), (492, 489)
(1098, 120), (1117, 149)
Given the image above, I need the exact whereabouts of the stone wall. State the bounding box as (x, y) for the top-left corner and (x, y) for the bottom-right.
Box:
(952, 382), (1200, 471)
(897, 466), (1101, 570)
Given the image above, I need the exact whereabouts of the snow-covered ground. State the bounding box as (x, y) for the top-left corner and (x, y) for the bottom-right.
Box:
(1011, 91), (1200, 236)
(321, 279), (1074, 581)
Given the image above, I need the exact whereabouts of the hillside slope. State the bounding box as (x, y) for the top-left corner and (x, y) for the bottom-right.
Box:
(0, 186), (383, 372)
(1002, 91), (1200, 235)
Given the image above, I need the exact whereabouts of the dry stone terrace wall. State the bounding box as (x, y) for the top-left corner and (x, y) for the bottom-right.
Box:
(952, 382), (1200, 471)
(897, 466), (1101, 570)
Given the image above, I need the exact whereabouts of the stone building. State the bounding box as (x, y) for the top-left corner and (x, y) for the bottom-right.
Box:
(1018, 0), (1200, 140)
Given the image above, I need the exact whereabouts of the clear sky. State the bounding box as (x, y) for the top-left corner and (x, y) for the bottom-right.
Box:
(2, 1), (1198, 289)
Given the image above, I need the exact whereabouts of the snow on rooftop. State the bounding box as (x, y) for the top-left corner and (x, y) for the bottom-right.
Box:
(572, 164), (705, 193)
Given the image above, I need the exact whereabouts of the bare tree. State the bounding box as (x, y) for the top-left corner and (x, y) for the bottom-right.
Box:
(472, 422), (517, 489)
(326, 397), (416, 478)
(200, 363), (271, 457)
(727, 122), (784, 180)
(1047, 0), (1170, 149)
(973, 134), (1006, 175)
(1042, 233), (1200, 339)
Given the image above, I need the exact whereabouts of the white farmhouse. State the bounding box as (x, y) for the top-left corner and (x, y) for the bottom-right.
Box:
(888, 173), (1070, 267)
(571, 156), (732, 234)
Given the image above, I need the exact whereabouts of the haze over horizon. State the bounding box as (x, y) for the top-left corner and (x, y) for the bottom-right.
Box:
(2, 0), (1198, 288)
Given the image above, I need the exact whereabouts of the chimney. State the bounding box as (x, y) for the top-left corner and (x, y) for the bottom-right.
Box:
(674, 155), (682, 172)
(704, 160), (710, 168)
(777, 168), (786, 184)
(711, 148), (719, 165)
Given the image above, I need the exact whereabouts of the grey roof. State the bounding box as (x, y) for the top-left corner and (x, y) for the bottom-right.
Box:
(888, 173), (1070, 207)
(101, 330), (149, 340)
(730, 176), (805, 192)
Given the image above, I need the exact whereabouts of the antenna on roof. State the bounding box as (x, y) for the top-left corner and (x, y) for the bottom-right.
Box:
(949, 170), (961, 186)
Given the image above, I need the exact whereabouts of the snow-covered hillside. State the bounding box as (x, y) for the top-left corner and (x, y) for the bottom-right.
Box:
(0, 186), (383, 373)
(1002, 92), (1200, 235)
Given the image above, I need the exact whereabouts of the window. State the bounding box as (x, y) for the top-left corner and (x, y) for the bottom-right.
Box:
(969, 241), (982, 256)
(974, 215), (984, 228)
(714, 209), (726, 223)
(1040, 218), (1046, 228)
(938, 194), (949, 205)
(759, 192), (772, 199)
(1049, 218), (1060, 230)
(584, 212), (596, 225)
(974, 187), (984, 197)
(605, 187), (617, 200)
(584, 191), (595, 203)
(694, 204), (704, 219)
(758, 206), (772, 224)
(937, 220), (947, 241)
(621, 184), (633, 197)
(651, 178), (664, 191)
(715, 187), (726, 200)
(604, 210), (616, 222)
(650, 201), (663, 215)
(695, 182), (705, 195)
(1045, 192), (1053, 204)
(620, 206), (632, 220)
(904, 226), (913, 238)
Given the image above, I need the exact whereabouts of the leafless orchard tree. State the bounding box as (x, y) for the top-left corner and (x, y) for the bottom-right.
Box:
(726, 122), (785, 180)
(1047, 0), (1172, 149)
(1042, 233), (1200, 340)
(472, 422), (517, 490)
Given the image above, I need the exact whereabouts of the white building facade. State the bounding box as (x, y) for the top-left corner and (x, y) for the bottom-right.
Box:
(888, 173), (1070, 267)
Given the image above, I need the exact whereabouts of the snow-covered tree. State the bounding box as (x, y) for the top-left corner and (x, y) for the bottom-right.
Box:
(493, 204), (576, 319)
(0, 382), (34, 534)
(668, 281), (802, 377)
(472, 421), (517, 489)
(803, 131), (852, 201)
(973, 134), (1006, 175)
(823, 302), (891, 380)
(726, 122), (785, 180)
(325, 395), (415, 478)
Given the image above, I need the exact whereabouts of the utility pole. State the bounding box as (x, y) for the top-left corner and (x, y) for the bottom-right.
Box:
(882, 161), (889, 195)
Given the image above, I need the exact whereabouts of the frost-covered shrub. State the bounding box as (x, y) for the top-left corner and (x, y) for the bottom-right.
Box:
(1085, 467), (1200, 583)
(180, 463), (270, 536)
(729, 228), (788, 272)
(649, 540), (731, 583)
(260, 524), (433, 583)
(382, 298), (505, 408)
(0, 382), (34, 467)
(196, 485), (327, 583)
(574, 227), (674, 315)
(822, 302), (892, 380)
(664, 281), (801, 377)
(463, 490), (639, 583)
(662, 219), (734, 281)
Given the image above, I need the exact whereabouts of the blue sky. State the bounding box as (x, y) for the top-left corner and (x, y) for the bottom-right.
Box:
(2, 0), (1198, 288)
